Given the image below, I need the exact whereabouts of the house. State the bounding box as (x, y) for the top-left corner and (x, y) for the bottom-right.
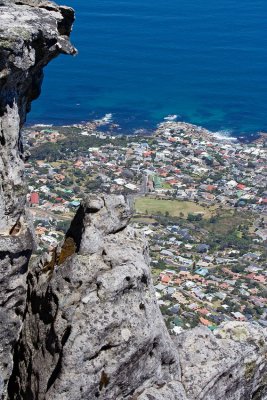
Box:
(195, 268), (209, 277)
(161, 275), (171, 284)
(172, 326), (183, 335)
(165, 269), (176, 275)
(206, 185), (216, 192)
(30, 192), (39, 205)
(231, 312), (246, 321)
(166, 287), (176, 295)
(54, 174), (65, 182)
(219, 283), (229, 290)
(173, 278), (182, 285)
(172, 292), (188, 304)
(70, 200), (80, 207)
(154, 283), (166, 291)
(169, 304), (179, 314)
(205, 294), (215, 302)
(114, 178), (126, 185)
(192, 288), (205, 299)
(198, 308), (210, 316)
(160, 250), (174, 257)
(35, 226), (47, 235)
(199, 317), (211, 326)
(236, 183), (246, 190)
(185, 281), (196, 289)
(253, 275), (266, 284)
(227, 180), (238, 188)
(188, 303), (199, 310)
(74, 160), (84, 169)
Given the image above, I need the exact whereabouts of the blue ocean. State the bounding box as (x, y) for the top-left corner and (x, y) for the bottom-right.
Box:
(29, 0), (267, 139)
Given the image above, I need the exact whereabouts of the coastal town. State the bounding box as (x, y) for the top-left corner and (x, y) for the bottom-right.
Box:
(23, 116), (267, 334)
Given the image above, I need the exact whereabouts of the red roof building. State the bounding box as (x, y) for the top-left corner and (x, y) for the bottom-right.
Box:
(206, 185), (216, 192)
(161, 275), (171, 284)
(198, 308), (209, 316)
(199, 317), (210, 326)
(30, 192), (39, 205)
(236, 183), (246, 190)
(143, 151), (153, 157)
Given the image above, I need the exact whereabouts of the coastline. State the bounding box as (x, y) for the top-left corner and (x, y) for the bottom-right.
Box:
(25, 114), (265, 144)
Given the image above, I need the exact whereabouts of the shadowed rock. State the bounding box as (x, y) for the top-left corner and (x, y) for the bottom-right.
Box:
(0, 1), (75, 396)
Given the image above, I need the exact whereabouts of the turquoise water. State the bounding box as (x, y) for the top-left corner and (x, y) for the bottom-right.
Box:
(29, 0), (267, 139)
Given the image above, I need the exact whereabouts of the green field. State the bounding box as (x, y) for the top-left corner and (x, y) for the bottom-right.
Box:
(200, 209), (253, 235)
(134, 197), (212, 219)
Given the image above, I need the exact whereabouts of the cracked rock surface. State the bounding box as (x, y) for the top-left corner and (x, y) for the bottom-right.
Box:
(0, 1), (75, 397)
(9, 195), (267, 400)
(8, 195), (186, 400)
(176, 322), (267, 400)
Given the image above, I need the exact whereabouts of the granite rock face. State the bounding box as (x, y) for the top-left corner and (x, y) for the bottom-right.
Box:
(8, 195), (186, 400)
(8, 195), (267, 400)
(176, 322), (267, 400)
(0, 0), (76, 233)
(0, 1), (75, 396)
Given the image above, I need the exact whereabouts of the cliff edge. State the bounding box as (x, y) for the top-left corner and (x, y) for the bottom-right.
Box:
(0, 1), (76, 397)
(8, 195), (267, 400)
(0, 2), (266, 400)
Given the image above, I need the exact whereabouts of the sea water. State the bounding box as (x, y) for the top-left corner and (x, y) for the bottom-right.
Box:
(28, 0), (267, 139)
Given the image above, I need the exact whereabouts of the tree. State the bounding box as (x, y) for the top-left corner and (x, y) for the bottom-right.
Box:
(231, 264), (244, 273)
(209, 216), (217, 224)
(187, 213), (203, 222)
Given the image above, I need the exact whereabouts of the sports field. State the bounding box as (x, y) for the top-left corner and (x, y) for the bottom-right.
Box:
(134, 197), (212, 219)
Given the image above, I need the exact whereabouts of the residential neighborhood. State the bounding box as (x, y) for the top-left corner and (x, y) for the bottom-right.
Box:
(23, 118), (267, 333)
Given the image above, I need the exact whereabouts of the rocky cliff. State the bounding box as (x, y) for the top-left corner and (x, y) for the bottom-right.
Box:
(7, 195), (267, 400)
(0, 1), (76, 397)
(176, 323), (267, 400)
(0, 2), (266, 400)
(8, 195), (187, 400)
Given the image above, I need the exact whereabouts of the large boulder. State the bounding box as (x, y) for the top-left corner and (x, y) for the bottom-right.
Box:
(176, 322), (267, 400)
(9, 195), (186, 400)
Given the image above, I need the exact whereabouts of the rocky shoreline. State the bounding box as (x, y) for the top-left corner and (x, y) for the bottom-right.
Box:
(27, 116), (266, 145)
